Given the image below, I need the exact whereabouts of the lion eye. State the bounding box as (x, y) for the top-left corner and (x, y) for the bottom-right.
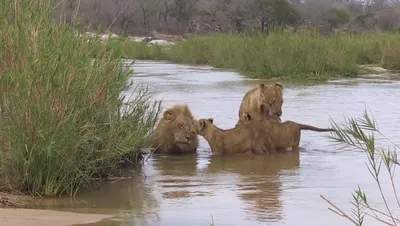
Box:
(178, 124), (184, 129)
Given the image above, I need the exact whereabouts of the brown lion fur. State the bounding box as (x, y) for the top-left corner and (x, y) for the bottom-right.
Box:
(149, 104), (199, 154)
(238, 105), (335, 152)
(196, 118), (270, 155)
(237, 82), (284, 126)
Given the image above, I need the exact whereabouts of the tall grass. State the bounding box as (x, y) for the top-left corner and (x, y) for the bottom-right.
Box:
(322, 110), (399, 225)
(121, 29), (400, 80)
(121, 40), (169, 60)
(0, 1), (162, 196)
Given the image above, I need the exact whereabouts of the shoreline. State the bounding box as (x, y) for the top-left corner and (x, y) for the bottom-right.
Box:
(126, 58), (398, 81)
(116, 31), (400, 81)
(0, 192), (114, 226)
(0, 208), (113, 226)
(0, 192), (33, 208)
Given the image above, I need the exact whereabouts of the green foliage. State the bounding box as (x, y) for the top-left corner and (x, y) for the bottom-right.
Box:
(0, 0), (161, 196)
(323, 109), (399, 225)
(355, 13), (376, 27)
(164, 29), (361, 79)
(120, 29), (400, 80)
(267, 0), (301, 27)
(122, 41), (169, 60)
(325, 9), (350, 29)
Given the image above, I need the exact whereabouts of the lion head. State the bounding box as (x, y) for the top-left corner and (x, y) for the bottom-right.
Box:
(196, 118), (214, 136)
(258, 82), (284, 118)
(237, 104), (278, 127)
(150, 104), (199, 154)
(236, 111), (254, 126)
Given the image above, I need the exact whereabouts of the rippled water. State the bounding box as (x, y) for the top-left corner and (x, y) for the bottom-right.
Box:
(30, 60), (400, 226)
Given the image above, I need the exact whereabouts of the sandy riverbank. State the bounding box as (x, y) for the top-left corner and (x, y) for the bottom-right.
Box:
(0, 208), (112, 226)
(0, 192), (113, 226)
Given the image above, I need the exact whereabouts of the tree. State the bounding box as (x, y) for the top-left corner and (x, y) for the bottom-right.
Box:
(170, 0), (200, 33)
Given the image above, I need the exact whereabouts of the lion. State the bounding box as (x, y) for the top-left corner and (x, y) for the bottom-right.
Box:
(196, 118), (271, 155)
(148, 104), (199, 154)
(237, 82), (284, 125)
(238, 105), (335, 152)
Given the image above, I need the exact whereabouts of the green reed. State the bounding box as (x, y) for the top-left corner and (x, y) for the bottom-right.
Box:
(121, 29), (400, 80)
(323, 109), (399, 225)
(0, 0), (162, 197)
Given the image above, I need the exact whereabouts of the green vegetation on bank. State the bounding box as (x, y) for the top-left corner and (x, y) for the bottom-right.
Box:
(120, 29), (400, 80)
(0, 1), (161, 196)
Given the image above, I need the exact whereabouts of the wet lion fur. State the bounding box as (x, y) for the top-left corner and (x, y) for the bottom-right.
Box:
(238, 105), (335, 152)
(237, 82), (284, 125)
(149, 104), (199, 154)
(196, 118), (271, 155)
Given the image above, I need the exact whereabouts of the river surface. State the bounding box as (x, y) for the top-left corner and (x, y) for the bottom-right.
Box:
(28, 60), (400, 226)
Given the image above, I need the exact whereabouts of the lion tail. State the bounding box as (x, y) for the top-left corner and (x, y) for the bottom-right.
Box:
(298, 123), (335, 132)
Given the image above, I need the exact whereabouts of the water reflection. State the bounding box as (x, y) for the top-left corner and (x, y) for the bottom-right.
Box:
(23, 61), (400, 226)
(150, 154), (215, 200)
(28, 172), (160, 224)
(206, 152), (300, 222)
(152, 154), (199, 177)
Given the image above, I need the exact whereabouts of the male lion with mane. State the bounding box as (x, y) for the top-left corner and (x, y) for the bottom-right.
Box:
(196, 118), (270, 155)
(238, 105), (335, 152)
(148, 104), (198, 154)
(237, 82), (284, 126)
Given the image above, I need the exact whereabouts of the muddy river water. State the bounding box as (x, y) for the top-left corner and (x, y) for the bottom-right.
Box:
(25, 60), (400, 226)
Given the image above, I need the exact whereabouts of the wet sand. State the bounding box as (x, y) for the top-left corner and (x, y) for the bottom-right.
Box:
(0, 208), (112, 226)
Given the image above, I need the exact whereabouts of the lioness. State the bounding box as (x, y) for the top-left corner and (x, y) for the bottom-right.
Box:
(237, 82), (284, 125)
(196, 118), (270, 155)
(238, 106), (335, 152)
(149, 104), (199, 154)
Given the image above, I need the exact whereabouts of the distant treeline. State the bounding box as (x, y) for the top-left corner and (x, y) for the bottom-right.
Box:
(53, 0), (400, 36)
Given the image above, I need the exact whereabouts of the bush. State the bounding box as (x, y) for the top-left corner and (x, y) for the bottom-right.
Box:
(0, 1), (161, 196)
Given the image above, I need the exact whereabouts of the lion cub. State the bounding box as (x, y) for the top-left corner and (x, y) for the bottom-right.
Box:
(238, 106), (335, 152)
(196, 118), (270, 155)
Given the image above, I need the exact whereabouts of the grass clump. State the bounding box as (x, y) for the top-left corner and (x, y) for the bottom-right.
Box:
(322, 109), (399, 225)
(166, 30), (362, 79)
(0, 1), (162, 197)
(121, 40), (169, 60)
(121, 29), (400, 80)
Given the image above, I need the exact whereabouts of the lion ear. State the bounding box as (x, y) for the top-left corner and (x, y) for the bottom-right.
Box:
(199, 120), (206, 129)
(275, 82), (283, 90)
(258, 84), (265, 90)
(243, 112), (251, 121)
(163, 110), (175, 121)
(208, 118), (214, 123)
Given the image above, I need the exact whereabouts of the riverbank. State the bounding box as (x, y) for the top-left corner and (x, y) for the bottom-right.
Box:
(119, 30), (400, 80)
(0, 1), (161, 197)
(0, 192), (32, 208)
(0, 208), (112, 226)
